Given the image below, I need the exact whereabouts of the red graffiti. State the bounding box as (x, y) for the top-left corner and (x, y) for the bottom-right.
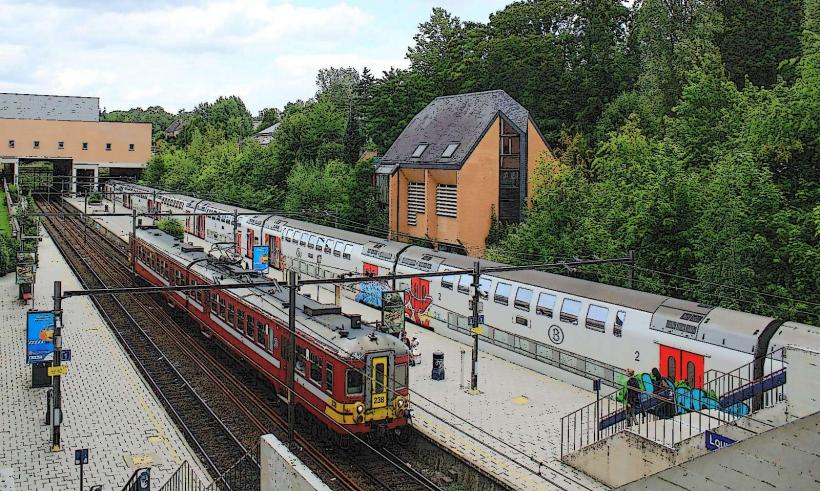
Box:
(404, 278), (432, 328)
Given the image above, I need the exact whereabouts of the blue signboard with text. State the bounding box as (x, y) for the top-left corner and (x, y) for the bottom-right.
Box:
(252, 245), (270, 273)
(705, 431), (735, 451)
(26, 310), (55, 364)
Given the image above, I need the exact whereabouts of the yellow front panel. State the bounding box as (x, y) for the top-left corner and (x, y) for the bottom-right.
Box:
(371, 356), (388, 408)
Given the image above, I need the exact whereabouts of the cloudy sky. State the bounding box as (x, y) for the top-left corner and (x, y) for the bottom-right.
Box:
(1, 0), (509, 114)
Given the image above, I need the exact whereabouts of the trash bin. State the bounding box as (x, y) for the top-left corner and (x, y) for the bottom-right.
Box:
(432, 351), (445, 380)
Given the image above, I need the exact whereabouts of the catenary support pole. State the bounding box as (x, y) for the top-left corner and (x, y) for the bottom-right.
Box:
(131, 209), (137, 282)
(51, 281), (63, 451)
(287, 270), (297, 447)
(470, 261), (480, 393)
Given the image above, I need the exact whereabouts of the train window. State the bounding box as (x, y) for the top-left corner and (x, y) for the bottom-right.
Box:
(394, 363), (408, 391)
(310, 353), (322, 383)
(441, 273), (455, 290)
(237, 310), (245, 332)
(283, 229), (291, 242)
(586, 304), (608, 333)
(308, 235), (317, 249)
(299, 233), (307, 246)
(514, 287), (533, 311)
(246, 314), (255, 339)
(560, 298), (581, 325)
(614, 311), (626, 337)
(374, 362), (386, 395)
(296, 347), (306, 374)
(343, 244), (353, 260)
(218, 297), (226, 320)
(210, 293), (217, 312)
(227, 304), (235, 326)
(686, 361), (696, 387)
(457, 275), (470, 294)
(280, 336), (288, 360)
(333, 242), (343, 257)
(515, 316), (529, 326)
(494, 282), (511, 305)
(346, 369), (363, 395)
(536, 293), (556, 317)
(479, 277), (491, 299)
(325, 362), (334, 392)
(667, 356), (676, 381)
(325, 239), (333, 254)
(317, 237), (325, 251)
(266, 325), (273, 352)
(256, 321), (265, 345)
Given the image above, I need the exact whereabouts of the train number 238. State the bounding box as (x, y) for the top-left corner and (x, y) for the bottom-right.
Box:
(373, 394), (386, 406)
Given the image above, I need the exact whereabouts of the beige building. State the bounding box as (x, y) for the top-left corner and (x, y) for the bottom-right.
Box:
(376, 90), (552, 256)
(0, 93), (151, 193)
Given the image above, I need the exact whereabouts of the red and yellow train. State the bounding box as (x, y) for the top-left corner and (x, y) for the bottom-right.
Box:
(131, 226), (411, 435)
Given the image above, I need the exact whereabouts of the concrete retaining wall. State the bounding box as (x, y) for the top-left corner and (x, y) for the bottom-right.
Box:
(260, 435), (331, 491)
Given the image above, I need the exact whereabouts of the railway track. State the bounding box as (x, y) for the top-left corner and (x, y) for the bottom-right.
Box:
(37, 197), (465, 490)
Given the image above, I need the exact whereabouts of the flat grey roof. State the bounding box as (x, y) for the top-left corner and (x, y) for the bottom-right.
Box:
(0, 93), (99, 121)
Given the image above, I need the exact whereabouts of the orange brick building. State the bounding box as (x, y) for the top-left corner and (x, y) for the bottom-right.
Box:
(377, 90), (552, 255)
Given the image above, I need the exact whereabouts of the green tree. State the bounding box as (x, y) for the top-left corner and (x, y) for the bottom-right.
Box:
(157, 217), (185, 240)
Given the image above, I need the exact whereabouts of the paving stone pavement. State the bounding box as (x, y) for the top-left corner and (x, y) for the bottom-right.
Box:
(68, 196), (609, 490)
(0, 226), (208, 491)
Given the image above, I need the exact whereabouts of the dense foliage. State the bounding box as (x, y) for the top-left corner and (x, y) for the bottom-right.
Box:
(136, 0), (818, 322)
(102, 106), (176, 142)
(157, 217), (184, 240)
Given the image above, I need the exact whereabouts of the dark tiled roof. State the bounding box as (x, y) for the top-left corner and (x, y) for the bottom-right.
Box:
(380, 90), (530, 170)
(165, 119), (184, 133)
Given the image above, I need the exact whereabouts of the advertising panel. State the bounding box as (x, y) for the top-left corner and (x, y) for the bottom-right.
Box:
(381, 290), (406, 336)
(26, 310), (55, 364)
(252, 245), (270, 272)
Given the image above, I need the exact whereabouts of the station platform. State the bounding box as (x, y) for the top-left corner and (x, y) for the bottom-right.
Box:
(0, 221), (208, 489)
(64, 196), (609, 490)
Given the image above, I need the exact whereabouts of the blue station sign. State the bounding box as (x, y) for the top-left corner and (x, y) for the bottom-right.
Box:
(252, 245), (270, 273)
(26, 310), (55, 364)
(705, 430), (735, 451)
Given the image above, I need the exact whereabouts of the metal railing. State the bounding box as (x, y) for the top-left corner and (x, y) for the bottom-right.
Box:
(203, 450), (260, 491)
(560, 348), (789, 458)
(159, 461), (205, 491)
(121, 468), (151, 491)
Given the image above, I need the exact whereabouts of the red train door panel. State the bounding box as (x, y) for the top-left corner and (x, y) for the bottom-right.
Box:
(197, 215), (206, 239)
(682, 350), (704, 388)
(405, 277), (432, 328)
(235, 231), (241, 255)
(659, 345), (682, 380)
(246, 228), (255, 259)
(186, 217), (191, 233)
(363, 262), (378, 276)
(659, 345), (704, 388)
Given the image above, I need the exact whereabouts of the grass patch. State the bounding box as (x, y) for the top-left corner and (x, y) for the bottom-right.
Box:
(0, 192), (10, 238)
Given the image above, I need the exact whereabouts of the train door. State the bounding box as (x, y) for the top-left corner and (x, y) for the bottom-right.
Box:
(246, 228), (255, 259)
(370, 356), (388, 409)
(404, 277), (432, 328)
(659, 345), (704, 388)
(186, 216), (191, 233)
(235, 231), (241, 255)
(270, 235), (282, 270)
(147, 199), (153, 212)
(197, 215), (206, 239)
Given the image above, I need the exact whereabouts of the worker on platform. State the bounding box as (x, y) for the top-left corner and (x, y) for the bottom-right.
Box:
(650, 367), (672, 418)
(625, 368), (642, 425)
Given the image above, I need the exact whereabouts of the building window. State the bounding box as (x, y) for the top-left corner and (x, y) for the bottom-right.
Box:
(436, 184), (457, 218)
(33, 141), (40, 149)
(411, 143), (428, 158)
(7, 140), (13, 148)
(407, 181), (425, 226)
(441, 142), (459, 158)
(58, 141), (64, 150)
(105, 143), (112, 151)
(129, 143), (135, 151)
(82, 142), (88, 150)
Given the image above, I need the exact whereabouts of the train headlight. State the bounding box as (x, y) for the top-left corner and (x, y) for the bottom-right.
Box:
(356, 403), (365, 414)
(396, 398), (406, 409)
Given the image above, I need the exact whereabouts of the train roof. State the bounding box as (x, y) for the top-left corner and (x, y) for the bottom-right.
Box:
(135, 228), (408, 358)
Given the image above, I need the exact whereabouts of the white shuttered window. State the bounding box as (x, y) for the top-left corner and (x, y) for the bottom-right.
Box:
(407, 182), (425, 225)
(436, 184), (457, 218)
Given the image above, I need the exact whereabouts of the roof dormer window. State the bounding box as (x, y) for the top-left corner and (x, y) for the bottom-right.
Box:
(441, 142), (459, 158)
(412, 143), (428, 158)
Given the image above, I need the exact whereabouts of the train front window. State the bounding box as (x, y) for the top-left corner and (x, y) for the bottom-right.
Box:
(394, 363), (408, 391)
(346, 369), (363, 395)
(374, 362), (385, 394)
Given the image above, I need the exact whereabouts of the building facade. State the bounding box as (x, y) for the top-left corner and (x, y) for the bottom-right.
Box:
(0, 93), (151, 193)
(377, 90), (552, 255)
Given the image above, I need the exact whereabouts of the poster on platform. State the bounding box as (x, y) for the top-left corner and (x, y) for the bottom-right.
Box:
(252, 245), (270, 273)
(381, 290), (406, 336)
(26, 310), (55, 364)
